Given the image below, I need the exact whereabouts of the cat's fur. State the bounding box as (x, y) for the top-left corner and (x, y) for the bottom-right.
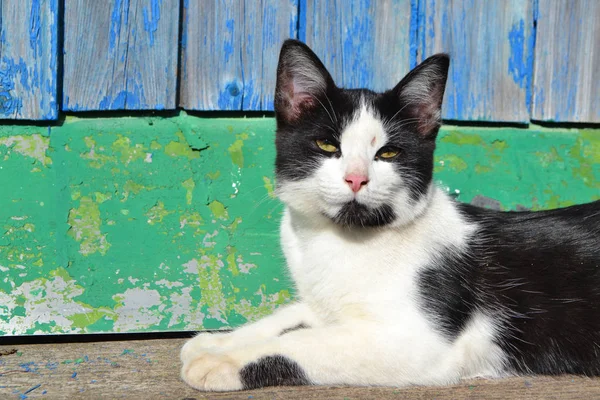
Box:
(180, 39), (600, 391)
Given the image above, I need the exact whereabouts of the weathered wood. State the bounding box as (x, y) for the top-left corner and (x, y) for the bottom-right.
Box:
(62, 0), (179, 111)
(419, 0), (534, 122)
(532, 0), (600, 123)
(2, 338), (600, 399)
(0, 0), (58, 120)
(180, 0), (297, 111)
(300, 0), (412, 91)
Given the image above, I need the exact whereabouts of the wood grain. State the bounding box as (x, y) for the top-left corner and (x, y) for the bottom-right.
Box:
(532, 0), (600, 122)
(62, 0), (179, 111)
(0, 0), (58, 120)
(300, 0), (413, 92)
(1, 338), (600, 399)
(180, 0), (297, 111)
(419, 0), (535, 122)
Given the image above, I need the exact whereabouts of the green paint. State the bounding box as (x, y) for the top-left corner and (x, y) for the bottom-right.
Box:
(263, 176), (276, 198)
(0, 115), (598, 336)
(228, 133), (249, 168)
(436, 154), (468, 173)
(0, 134), (52, 166)
(67, 196), (111, 256)
(182, 178), (195, 205)
(165, 131), (200, 160)
(145, 201), (174, 225)
(208, 200), (229, 220)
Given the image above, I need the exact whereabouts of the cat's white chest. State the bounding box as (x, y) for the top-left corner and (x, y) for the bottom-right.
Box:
(279, 208), (431, 324)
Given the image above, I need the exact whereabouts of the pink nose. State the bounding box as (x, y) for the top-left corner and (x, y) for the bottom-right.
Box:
(345, 174), (369, 193)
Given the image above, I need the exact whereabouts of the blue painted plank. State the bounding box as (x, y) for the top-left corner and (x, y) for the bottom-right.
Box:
(0, 0), (58, 120)
(301, 0), (413, 92)
(179, 0), (298, 111)
(532, 0), (600, 122)
(63, 0), (179, 111)
(419, 0), (534, 122)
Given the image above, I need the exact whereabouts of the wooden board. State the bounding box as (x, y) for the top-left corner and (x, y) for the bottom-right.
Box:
(62, 0), (179, 111)
(300, 0), (413, 92)
(419, 0), (534, 122)
(2, 338), (600, 399)
(179, 0), (297, 111)
(0, 0), (58, 120)
(532, 0), (600, 123)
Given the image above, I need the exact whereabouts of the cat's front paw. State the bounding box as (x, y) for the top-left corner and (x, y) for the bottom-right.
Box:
(181, 352), (243, 392)
(180, 332), (234, 363)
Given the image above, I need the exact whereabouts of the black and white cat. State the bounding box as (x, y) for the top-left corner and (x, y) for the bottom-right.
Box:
(180, 39), (600, 391)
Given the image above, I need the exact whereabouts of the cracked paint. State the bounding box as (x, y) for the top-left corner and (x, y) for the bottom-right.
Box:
(0, 134), (52, 166)
(0, 115), (598, 335)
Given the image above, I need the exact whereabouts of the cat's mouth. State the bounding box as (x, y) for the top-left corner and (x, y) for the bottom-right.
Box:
(332, 200), (396, 227)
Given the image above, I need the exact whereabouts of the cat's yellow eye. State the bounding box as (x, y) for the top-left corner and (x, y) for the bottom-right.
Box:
(316, 139), (338, 153)
(379, 150), (399, 159)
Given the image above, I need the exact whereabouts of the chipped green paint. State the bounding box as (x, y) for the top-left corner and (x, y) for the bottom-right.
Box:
(145, 201), (175, 225)
(164, 131), (200, 160)
(182, 178), (195, 205)
(0, 115), (598, 335)
(263, 177), (276, 198)
(208, 200), (229, 221)
(0, 134), (52, 166)
(228, 133), (249, 168)
(67, 196), (111, 256)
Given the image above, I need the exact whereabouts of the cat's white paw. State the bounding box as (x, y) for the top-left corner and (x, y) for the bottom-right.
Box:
(180, 332), (235, 363)
(181, 352), (243, 392)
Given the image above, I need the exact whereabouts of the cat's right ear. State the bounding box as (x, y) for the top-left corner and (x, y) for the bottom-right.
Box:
(275, 40), (335, 123)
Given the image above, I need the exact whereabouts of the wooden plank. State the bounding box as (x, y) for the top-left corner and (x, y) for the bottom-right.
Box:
(62, 0), (179, 111)
(301, 0), (413, 92)
(180, 0), (298, 111)
(532, 0), (600, 123)
(419, 0), (534, 122)
(0, 0), (58, 120)
(2, 339), (600, 399)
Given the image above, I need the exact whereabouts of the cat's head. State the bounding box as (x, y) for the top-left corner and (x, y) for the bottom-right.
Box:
(274, 39), (449, 228)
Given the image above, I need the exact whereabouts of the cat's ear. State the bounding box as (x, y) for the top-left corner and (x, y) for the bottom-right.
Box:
(392, 54), (450, 138)
(275, 39), (335, 123)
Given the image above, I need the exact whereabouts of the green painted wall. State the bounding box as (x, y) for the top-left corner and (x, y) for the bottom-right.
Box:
(0, 113), (598, 335)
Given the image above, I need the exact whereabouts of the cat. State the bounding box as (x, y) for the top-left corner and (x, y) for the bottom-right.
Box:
(180, 39), (600, 391)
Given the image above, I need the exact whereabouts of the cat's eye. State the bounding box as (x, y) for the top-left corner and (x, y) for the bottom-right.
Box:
(316, 139), (338, 153)
(376, 147), (401, 160)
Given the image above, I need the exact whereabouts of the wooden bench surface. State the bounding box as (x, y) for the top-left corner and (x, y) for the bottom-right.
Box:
(1, 338), (599, 399)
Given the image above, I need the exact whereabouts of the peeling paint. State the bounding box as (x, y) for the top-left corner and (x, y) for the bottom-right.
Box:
(67, 196), (111, 256)
(0, 115), (598, 335)
(0, 134), (52, 166)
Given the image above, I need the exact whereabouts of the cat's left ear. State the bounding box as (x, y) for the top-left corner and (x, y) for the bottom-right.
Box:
(392, 54), (450, 138)
(275, 40), (336, 124)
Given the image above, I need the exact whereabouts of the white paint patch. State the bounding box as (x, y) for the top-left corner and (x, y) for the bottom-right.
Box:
(183, 259), (201, 274)
(202, 230), (219, 248)
(112, 288), (162, 332)
(165, 287), (206, 329)
(155, 279), (184, 289)
(236, 255), (257, 274)
(0, 275), (96, 335)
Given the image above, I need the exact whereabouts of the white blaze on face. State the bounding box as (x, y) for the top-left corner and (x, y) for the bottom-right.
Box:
(340, 104), (387, 179)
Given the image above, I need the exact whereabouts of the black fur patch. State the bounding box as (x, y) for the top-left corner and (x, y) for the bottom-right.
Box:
(278, 323), (309, 336)
(333, 201), (396, 227)
(417, 251), (479, 339)
(240, 355), (310, 389)
(417, 200), (600, 375)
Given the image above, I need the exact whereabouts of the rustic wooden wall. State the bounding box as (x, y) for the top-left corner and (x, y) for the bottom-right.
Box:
(62, 0), (179, 111)
(0, 0), (58, 120)
(0, 0), (598, 121)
